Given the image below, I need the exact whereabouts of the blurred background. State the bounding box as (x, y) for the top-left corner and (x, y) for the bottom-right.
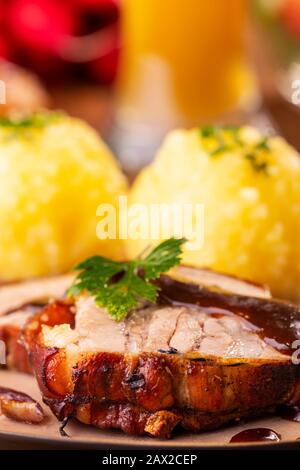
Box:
(0, 0), (300, 171)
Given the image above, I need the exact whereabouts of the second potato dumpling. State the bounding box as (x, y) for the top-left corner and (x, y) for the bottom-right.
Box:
(127, 126), (300, 301)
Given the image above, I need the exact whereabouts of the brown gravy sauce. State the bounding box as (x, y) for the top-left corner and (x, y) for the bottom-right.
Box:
(158, 276), (300, 355)
(230, 428), (281, 443)
(157, 276), (300, 440)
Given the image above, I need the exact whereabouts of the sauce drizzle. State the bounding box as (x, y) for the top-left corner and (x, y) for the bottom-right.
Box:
(230, 428), (281, 443)
(158, 276), (300, 355)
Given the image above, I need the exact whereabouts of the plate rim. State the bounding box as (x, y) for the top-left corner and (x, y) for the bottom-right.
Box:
(1, 428), (300, 450)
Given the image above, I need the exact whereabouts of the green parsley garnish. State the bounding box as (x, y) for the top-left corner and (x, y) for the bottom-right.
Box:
(199, 125), (270, 174)
(68, 237), (186, 321)
(244, 153), (268, 174)
(200, 125), (215, 138)
(0, 112), (63, 131)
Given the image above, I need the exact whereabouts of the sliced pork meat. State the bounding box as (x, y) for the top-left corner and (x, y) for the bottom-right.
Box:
(39, 296), (286, 361)
(167, 265), (272, 299)
(0, 268), (270, 374)
(24, 270), (300, 438)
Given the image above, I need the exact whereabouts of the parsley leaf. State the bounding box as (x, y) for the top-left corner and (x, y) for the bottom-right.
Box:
(199, 125), (271, 174)
(140, 237), (185, 280)
(200, 125), (215, 138)
(68, 237), (186, 321)
(0, 112), (63, 132)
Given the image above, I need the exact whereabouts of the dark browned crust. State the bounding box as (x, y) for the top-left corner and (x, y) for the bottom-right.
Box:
(0, 302), (59, 374)
(75, 401), (277, 438)
(0, 274), (75, 373)
(0, 299), (74, 375)
(0, 323), (31, 373)
(24, 301), (300, 438)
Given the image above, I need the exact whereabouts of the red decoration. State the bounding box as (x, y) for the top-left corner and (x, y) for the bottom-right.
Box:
(89, 44), (120, 85)
(0, 37), (8, 59)
(0, 0), (120, 85)
(66, 0), (119, 11)
(8, 0), (77, 52)
(280, 0), (300, 40)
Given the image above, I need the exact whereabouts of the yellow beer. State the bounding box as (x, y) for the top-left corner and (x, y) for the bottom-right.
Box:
(114, 0), (256, 168)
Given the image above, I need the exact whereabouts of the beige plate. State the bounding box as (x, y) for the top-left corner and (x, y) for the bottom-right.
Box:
(0, 369), (300, 449)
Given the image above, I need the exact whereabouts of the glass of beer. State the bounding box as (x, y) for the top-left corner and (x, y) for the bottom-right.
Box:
(112, 0), (258, 170)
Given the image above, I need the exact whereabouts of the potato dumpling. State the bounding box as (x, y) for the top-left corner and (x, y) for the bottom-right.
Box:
(127, 126), (300, 301)
(0, 113), (128, 280)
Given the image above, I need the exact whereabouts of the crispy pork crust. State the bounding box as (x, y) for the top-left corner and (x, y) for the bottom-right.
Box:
(75, 402), (276, 438)
(24, 301), (300, 438)
(0, 323), (31, 373)
(0, 274), (75, 373)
